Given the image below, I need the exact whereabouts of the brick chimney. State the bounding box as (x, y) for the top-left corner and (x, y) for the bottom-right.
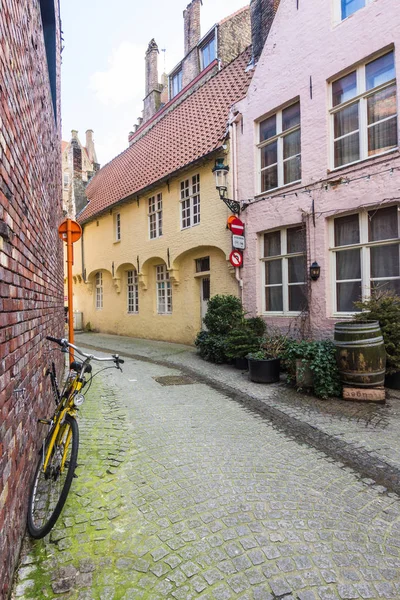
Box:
(183, 0), (202, 56)
(250, 0), (281, 63)
(85, 129), (97, 165)
(143, 39), (162, 122)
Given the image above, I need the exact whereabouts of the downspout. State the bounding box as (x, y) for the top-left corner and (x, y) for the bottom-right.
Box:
(81, 225), (86, 282)
(230, 111), (243, 301)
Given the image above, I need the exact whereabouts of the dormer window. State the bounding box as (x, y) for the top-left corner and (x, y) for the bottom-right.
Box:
(200, 35), (216, 70)
(171, 69), (183, 98)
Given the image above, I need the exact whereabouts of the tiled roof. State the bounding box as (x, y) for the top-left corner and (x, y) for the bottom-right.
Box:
(79, 48), (253, 224)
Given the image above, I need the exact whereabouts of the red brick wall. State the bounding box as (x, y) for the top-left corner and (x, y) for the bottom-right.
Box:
(0, 0), (63, 596)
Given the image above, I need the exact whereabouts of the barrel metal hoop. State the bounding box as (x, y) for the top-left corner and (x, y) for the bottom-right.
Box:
(334, 337), (384, 347)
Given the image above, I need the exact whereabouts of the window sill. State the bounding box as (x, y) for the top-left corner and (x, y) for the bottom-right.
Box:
(255, 179), (302, 199)
(262, 311), (306, 317)
(328, 147), (399, 176)
(157, 313), (173, 316)
(113, 240), (121, 245)
(127, 312), (139, 316)
(194, 271), (210, 278)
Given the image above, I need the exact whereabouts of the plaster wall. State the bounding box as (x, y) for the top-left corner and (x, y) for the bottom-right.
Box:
(72, 160), (238, 344)
(235, 0), (400, 337)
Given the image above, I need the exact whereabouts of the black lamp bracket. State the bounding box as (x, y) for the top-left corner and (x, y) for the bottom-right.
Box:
(218, 188), (242, 215)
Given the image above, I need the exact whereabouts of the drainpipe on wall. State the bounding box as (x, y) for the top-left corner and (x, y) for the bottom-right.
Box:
(230, 111), (243, 301)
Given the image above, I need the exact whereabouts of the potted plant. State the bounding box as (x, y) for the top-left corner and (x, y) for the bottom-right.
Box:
(247, 333), (286, 383)
(225, 326), (261, 370)
(354, 291), (400, 389)
(282, 338), (342, 399)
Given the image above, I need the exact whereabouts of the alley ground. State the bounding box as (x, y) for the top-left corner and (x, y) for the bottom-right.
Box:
(12, 334), (400, 600)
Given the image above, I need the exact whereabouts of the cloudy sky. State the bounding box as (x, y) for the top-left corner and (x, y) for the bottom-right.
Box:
(61, 0), (250, 166)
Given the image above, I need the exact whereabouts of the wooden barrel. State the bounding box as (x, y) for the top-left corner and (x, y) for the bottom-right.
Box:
(334, 321), (386, 387)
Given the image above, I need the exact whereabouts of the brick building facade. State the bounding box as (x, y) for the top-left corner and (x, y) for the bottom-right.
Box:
(0, 0), (64, 596)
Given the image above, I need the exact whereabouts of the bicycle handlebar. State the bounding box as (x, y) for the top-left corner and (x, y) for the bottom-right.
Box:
(46, 336), (125, 366)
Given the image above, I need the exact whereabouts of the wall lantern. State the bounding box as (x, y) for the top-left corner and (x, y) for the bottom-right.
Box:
(212, 158), (241, 214)
(310, 261), (321, 281)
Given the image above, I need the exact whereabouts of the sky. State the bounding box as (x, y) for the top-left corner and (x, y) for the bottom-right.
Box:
(60, 0), (250, 166)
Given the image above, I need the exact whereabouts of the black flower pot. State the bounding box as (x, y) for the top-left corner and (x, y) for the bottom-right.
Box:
(235, 357), (249, 370)
(385, 371), (400, 390)
(248, 358), (280, 383)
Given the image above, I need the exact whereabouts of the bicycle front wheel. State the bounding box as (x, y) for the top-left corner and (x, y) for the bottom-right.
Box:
(27, 414), (79, 539)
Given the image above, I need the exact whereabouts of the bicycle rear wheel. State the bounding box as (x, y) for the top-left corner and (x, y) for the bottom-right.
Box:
(27, 414), (79, 539)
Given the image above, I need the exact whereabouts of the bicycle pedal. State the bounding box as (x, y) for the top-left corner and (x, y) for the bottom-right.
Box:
(38, 419), (52, 425)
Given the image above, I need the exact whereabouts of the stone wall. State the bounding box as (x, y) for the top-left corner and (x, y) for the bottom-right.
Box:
(0, 0), (63, 596)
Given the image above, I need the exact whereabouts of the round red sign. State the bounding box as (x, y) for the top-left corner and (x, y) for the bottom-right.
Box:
(229, 250), (243, 268)
(228, 217), (244, 236)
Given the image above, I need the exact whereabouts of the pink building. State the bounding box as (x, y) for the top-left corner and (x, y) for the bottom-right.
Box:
(233, 0), (400, 338)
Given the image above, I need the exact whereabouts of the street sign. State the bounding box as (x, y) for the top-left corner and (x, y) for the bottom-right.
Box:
(227, 217), (244, 236)
(58, 219), (82, 243)
(232, 234), (246, 250)
(229, 250), (243, 268)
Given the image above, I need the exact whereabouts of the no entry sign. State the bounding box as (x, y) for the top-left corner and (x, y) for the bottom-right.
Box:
(229, 250), (243, 268)
(228, 217), (244, 236)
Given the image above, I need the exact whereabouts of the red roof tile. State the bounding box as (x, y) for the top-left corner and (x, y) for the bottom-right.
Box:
(79, 48), (253, 224)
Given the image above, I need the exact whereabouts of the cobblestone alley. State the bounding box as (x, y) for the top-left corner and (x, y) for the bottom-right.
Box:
(12, 353), (400, 600)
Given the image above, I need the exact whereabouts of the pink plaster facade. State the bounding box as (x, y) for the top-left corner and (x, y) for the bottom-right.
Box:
(235, 0), (400, 338)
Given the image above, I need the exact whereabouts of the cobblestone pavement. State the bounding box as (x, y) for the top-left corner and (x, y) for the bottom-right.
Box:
(12, 352), (400, 599)
(72, 333), (400, 495)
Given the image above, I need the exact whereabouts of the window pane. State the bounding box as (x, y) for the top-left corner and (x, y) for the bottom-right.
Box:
(261, 141), (277, 168)
(371, 279), (400, 295)
(334, 214), (360, 246)
(287, 227), (305, 253)
(260, 115), (276, 142)
(370, 245), (399, 278)
(332, 71), (357, 107)
(282, 102), (300, 131)
(265, 260), (282, 285)
(334, 132), (360, 167)
(341, 0), (365, 19)
(336, 249), (361, 280)
(368, 117), (398, 156)
(334, 103), (359, 137)
(261, 166), (278, 191)
(367, 85), (397, 125)
(289, 284), (308, 312)
(284, 157), (301, 185)
(265, 286), (283, 311)
(264, 231), (281, 257)
(366, 51), (395, 90)
(337, 281), (362, 312)
(283, 129), (301, 159)
(288, 255), (306, 283)
(369, 206), (398, 242)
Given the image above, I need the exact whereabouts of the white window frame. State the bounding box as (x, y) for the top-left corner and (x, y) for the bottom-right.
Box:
(180, 174), (200, 229)
(200, 35), (216, 70)
(257, 101), (301, 194)
(334, 0), (372, 24)
(330, 206), (400, 315)
(148, 193), (163, 239)
(171, 69), (182, 98)
(156, 265), (172, 314)
(114, 212), (121, 242)
(63, 172), (70, 188)
(95, 272), (103, 310)
(329, 50), (397, 170)
(261, 225), (307, 316)
(127, 270), (139, 314)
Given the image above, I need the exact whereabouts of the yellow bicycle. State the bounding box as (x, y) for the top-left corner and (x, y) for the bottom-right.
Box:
(27, 336), (124, 539)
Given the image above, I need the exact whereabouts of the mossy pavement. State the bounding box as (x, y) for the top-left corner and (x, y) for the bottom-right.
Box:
(11, 337), (400, 600)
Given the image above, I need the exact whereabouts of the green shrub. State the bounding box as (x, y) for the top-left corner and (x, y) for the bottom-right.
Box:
(354, 291), (400, 375)
(194, 331), (229, 364)
(282, 338), (342, 399)
(202, 295), (244, 335)
(245, 317), (267, 337)
(225, 326), (260, 360)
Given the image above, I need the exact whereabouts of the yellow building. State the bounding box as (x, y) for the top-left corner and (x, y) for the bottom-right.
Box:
(73, 6), (253, 344)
